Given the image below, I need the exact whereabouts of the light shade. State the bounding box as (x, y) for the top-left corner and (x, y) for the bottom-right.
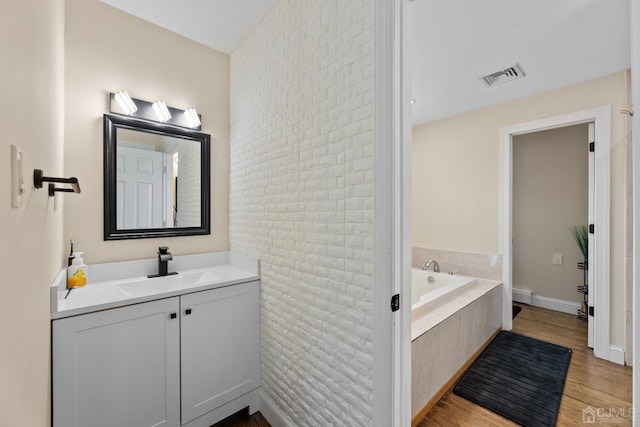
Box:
(114, 90), (137, 115)
(152, 100), (172, 122)
(184, 108), (201, 128)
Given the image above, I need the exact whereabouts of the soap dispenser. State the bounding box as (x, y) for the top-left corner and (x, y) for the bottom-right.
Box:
(67, 252), (88, 288)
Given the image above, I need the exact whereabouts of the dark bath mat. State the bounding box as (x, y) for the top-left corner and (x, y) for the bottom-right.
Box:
(453, 331), (571, 427)
(512, 305), (522, 319)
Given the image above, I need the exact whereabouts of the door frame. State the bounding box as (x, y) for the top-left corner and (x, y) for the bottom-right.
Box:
(499, 106), (611, 360)
(373, 0), (411, 425)
(630, 0), (640, 422)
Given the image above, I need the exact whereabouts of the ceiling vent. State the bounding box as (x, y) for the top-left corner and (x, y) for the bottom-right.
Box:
(481, 63), (525, 88)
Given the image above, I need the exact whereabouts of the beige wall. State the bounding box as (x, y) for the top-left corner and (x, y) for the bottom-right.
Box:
(64, 0), (230, 264)
(0, 1), (64, 426)
(513, 124), (588, 303)
(412, 71), (628, 346)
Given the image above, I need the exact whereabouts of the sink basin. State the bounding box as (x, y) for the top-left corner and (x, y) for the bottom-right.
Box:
(118, 271), (216, 296)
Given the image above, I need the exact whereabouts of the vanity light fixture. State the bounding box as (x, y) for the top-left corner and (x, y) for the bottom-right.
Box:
(114, 90), (137, 115)
(109, 92), (202, 130)
(184, 108), (201, 128)
(152, 100), (172, 122)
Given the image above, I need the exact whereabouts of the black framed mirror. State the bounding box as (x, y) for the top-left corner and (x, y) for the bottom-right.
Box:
(104, 114), (211, 240)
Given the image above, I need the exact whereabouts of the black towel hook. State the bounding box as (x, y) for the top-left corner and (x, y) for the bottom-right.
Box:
(34, 169), (81, 197)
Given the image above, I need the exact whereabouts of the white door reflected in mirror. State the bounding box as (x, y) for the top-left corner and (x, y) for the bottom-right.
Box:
(116, 128), (201, 230)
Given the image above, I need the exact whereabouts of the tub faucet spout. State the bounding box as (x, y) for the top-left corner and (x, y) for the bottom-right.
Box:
(421, 260), (440, 273)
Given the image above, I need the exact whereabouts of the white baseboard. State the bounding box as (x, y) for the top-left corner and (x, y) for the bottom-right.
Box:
(530, 294), (581, 315)
(609, 345), (625, 365)
(512, 288), (532, 305)
(513, 290), (581, 316)
(259, 390), (291, 427)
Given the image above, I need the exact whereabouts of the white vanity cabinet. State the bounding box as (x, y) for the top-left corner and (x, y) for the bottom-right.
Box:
(52, 297), (181, 427)
(52, 280), (261, 427)
(181, 281), (260, 424)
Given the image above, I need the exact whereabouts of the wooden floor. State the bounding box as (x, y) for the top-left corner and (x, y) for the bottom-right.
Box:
(212, 305), (631, 426)
(210, 408), (270, 427)
(418, 305), (633, 426)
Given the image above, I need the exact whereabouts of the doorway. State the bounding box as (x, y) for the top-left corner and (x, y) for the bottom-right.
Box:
(512, 123), (591, 344)
(500, 106), (611, 360)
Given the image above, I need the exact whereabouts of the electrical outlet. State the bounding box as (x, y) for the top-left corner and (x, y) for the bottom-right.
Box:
(552, 253), (563, 265)
(11, 144), (24, 208)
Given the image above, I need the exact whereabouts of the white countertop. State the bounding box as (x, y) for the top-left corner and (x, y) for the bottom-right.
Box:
(51, 251), (259, 319)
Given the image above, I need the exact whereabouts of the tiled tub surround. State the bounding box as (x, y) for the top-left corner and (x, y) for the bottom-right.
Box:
(411, 270), (501, 340)
(412, 247), (502, 281)
(411, 280), (502, 422)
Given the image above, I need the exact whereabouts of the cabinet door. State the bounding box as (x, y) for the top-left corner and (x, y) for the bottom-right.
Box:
(53, 297), (180, 427)
(180, 281), (260, 424)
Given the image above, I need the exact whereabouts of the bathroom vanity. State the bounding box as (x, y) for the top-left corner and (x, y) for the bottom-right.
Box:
(50, 252), (261, 427)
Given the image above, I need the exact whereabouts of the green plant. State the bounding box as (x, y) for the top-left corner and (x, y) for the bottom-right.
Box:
(569, 225), (588, 259)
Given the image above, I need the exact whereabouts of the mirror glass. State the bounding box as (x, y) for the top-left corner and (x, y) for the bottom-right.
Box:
(104, 114), (210, 240)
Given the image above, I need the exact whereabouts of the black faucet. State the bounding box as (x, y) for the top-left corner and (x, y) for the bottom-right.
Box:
(148, 246), (177, 278)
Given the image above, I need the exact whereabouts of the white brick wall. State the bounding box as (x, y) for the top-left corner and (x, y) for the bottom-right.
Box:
(176, 140), (201, 227)
(230, 0), (375, 425)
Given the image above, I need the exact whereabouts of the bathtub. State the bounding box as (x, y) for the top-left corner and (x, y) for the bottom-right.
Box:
(411, 269), (477, 320)
(410, 267), (502, 421)
(411, 276), (502, 421)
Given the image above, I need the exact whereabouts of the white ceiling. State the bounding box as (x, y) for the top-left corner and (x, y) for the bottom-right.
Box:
(100, 0), (631, 125)
(99, 0), (279, 55)
(411, 0), (631, 124)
